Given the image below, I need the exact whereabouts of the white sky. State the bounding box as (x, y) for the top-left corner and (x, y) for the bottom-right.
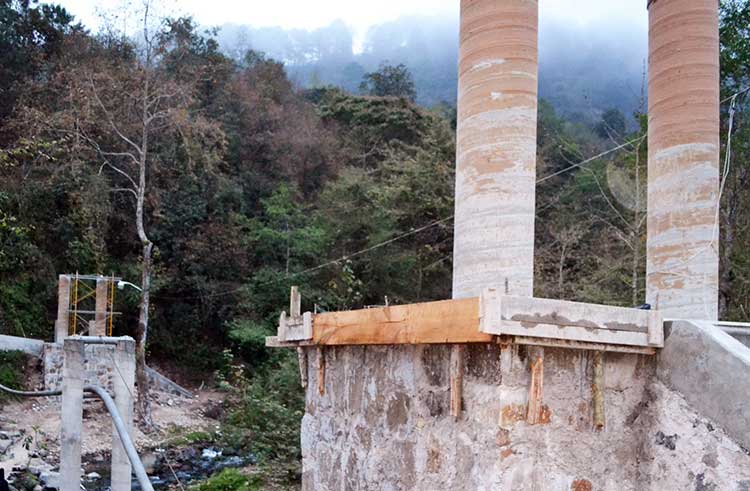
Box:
(56, 0), (646, 36)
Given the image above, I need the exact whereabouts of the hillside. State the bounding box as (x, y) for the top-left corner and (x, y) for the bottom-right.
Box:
(216, 15), (648, 121)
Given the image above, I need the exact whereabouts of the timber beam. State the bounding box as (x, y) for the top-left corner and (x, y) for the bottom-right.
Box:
(266, 287), (663, 354)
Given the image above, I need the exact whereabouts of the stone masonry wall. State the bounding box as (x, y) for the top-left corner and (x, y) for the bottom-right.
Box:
(301, 345), (750, 490)
(43, 342), (115, 393)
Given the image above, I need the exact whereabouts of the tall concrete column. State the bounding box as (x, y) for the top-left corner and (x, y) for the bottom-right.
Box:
(60, 338), (85, 491)
(453, 0), (539, 298)
(111, 337), (136, 491)
(647, 0), (720, 319)
(94, 278), (109, 336)
(54, 275), (71, 343)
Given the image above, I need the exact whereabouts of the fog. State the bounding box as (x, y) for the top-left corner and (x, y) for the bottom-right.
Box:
(216, 13), (647, 120)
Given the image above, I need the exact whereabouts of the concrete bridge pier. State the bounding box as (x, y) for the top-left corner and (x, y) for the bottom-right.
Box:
(60, 336), (136, 491)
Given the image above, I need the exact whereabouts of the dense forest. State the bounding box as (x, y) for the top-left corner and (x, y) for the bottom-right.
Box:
(1, 0), (749, 486)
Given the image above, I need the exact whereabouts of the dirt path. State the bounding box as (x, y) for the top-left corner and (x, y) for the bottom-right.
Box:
(0, 388), (225, 474)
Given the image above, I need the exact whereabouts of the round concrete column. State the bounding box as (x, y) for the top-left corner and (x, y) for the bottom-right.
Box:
(647, 0), (720, 319)
(453, 0), (539, 299)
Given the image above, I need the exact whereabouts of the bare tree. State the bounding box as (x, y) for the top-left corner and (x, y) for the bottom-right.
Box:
(82, 1), (198, 428)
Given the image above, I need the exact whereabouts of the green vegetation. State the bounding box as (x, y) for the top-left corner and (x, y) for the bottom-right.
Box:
(0, 0), (749, 486)
(191, 468), (262, 491)
(0, 350), (27, 402)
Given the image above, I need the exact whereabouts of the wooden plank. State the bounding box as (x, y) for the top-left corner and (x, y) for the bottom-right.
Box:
(265, 336), (313, 348)
(313, 298), (490, 345)
(317, 347), (325, 396)
(449, 345), (465, 419)
(297, 347), (308, 389)
(511, 336), (656, 355)
(592, 351), (605, 431)
(490, 320), (650, 347)
(481, 289), (662, 348)
(498, 294), (653, 333)
(526, 347), (545, 425)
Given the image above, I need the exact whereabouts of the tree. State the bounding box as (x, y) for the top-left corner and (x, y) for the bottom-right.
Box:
(359, 62), (417, 102)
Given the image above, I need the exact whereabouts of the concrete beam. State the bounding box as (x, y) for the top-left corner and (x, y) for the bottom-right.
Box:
(646, 0), (720, 319)
(0, 335), (44, 356)
(658, 320), (750, 450)
(452, 0), (538, 299)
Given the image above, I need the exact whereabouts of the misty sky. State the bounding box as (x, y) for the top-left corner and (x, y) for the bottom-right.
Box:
(56, 0), (647, 38)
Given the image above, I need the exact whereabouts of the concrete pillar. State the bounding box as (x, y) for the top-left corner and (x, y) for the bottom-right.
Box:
(452, 0), (539, 298)
(646, 0), (720, 319)
(111, 337), (136, 491)
(54, 275), (71, 343)
(94, 278), (109, 336)
(60, 338), (84, 491)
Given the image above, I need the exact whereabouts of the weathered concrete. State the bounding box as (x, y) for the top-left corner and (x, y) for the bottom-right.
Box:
(60, 338), (84, 491)
(44, 342), (116, 392)
(111, 337), (135, 491)
(452, 0), (538, 298)
(646, 0), (721, 319)
(54, 275), (70, 343)
(94, 278), (109, 336)
(658, 320), (750, 451)
(0, 334), (44, 356)
(300, 344), (750, 490)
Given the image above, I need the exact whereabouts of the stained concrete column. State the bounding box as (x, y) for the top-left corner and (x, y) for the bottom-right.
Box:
(94, 278), (109, 336)
(647, 0), (720, 319)
(453, 0), (539, 298)
(54, 275), (71, 343)
(111, 337), (136, 491)
(60, 337), (85, 491)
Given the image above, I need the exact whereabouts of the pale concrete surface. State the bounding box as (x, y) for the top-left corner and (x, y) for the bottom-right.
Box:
(111, 337), (136, 491)
(0, 334), (44, 355)
(60, 338), (84, 491)
(646, 0), (720, 320)
(452, 0), (538, 298)
(658, 320), (750, 451)
(54, 274), (70, 343)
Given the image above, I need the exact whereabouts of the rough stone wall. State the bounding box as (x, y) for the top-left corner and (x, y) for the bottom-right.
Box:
(301, 345), (750, 490)
(43, 343), (115, 392)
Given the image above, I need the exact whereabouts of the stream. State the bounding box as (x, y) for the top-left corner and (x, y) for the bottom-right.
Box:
(81, 446), (255, 490)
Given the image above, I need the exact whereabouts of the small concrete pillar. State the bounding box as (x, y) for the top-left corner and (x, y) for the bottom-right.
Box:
(94, 278), (109, 336)
(60, 338), (85, 491)
(54, 275), (71, 343)
(111, 337), (136, 491)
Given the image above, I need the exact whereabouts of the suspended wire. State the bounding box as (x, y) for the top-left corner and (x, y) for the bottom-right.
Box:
(152, 85), (750, 303)
(153, 138), (643, 301)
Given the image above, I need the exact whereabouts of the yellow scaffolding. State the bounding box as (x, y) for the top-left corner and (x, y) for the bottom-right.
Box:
(67, 273), (121, 336)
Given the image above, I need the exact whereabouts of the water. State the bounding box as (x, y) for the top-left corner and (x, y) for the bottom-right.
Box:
(82, 446), (255, 490)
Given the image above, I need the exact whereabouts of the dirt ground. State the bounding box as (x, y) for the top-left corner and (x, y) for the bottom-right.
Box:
(0, 387), (225, 474)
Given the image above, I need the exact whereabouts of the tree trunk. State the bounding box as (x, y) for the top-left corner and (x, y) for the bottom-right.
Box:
(135, 239), (153, 429)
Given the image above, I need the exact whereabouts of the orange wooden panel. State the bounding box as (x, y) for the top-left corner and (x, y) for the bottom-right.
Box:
(312, 297), (490, 345)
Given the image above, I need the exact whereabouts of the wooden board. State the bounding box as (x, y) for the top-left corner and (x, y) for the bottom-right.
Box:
(312, 297), (491, 345)
(511, 336), (656, 355)
(480, 289), (663, 348)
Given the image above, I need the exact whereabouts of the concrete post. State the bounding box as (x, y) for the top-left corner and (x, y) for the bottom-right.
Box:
(60, 338), (85, 491)
(94, 278), (109, 336)
(111, 337), (136, 491)
(54, 275), (71, 343)
(646, 0), (720, 319)
(452, 0), (539, 298)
